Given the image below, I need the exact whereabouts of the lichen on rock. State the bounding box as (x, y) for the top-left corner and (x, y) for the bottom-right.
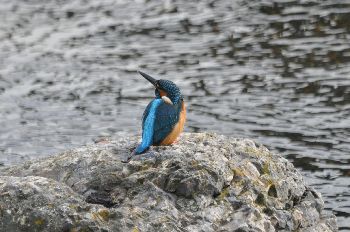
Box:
(0, 133), (337, 231)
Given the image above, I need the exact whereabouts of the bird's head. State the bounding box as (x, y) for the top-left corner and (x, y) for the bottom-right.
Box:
(138, 71), (183, 105)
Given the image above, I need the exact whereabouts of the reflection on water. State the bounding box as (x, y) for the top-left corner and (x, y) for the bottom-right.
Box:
(0, 0), (349, 229)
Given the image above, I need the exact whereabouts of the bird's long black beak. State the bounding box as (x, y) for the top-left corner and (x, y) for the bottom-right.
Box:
(138, 71), (158, 87)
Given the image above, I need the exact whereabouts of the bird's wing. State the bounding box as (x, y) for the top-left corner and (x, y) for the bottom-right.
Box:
(152, 101), (181, 145)
(142, 100), (154, 128)
(136, 99), (163, 154)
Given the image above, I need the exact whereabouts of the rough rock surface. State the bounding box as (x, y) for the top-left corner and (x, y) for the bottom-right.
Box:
(0, 133), (337, 232)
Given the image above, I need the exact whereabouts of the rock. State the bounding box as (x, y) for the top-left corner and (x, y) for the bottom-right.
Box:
(0, 133), (337, 232)
(0, 176), (111, 232)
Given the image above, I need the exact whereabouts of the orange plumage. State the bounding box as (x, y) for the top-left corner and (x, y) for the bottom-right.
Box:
(160, 102), (186, 145)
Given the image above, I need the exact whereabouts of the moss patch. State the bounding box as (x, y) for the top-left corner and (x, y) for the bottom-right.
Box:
(34, 218), (44, 225)
(232, 168), (244, 177)
(92, 209), (110, 222)
(262, 163), (270, 175)
(98, 209), (110, 221)
(217, 187), (230, 201)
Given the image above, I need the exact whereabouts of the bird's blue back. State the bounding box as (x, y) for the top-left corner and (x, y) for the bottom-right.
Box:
(135, 99), (182, 154)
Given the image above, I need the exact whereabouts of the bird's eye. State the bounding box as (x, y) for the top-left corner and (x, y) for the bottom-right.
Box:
(156, 82), (161, 88)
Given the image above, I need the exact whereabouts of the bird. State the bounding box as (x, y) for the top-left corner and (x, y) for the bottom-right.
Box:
(122, 71), (186, 162)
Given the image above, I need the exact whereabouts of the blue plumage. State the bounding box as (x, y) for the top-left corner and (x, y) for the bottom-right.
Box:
(135, 99), (163, 154)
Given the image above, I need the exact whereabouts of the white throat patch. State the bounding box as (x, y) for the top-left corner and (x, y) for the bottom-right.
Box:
(161, 96), (173, 105)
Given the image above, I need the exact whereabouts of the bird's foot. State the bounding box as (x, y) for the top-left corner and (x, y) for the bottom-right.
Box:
(121, 150), (136, 163)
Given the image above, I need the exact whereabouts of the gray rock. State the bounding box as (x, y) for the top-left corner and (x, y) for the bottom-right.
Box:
(0, 133), (337, 232)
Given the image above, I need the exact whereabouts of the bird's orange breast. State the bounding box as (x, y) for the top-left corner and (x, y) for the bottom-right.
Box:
(159, 102), (186, 145)
(159, 90), (167, 97)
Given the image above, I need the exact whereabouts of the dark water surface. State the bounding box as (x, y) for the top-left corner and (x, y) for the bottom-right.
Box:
(0, 0), (349, 229)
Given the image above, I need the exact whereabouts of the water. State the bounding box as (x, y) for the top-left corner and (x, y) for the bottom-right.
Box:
(0, 0), (349, 229)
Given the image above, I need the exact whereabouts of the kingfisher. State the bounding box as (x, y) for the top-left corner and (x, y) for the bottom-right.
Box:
(122, 71), (186, 162)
